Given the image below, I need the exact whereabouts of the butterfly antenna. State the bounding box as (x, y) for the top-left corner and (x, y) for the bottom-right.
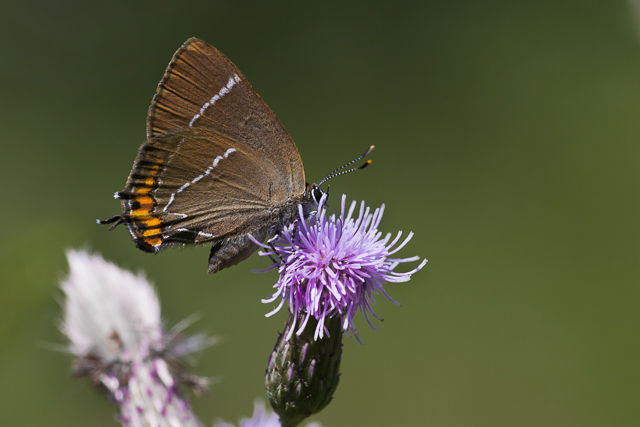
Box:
(318, 145), (374, 186)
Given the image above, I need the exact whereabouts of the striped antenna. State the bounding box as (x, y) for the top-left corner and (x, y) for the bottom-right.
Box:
(318, 145), (374, 186)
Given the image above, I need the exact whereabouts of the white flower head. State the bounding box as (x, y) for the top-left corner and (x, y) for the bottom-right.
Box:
(61, 249), (211, 427)
(62, 249), (162, 362)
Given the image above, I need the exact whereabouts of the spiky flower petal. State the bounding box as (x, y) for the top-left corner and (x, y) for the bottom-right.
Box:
(255, 195), (427, 342)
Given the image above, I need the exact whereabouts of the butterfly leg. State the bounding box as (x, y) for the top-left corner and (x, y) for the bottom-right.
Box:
(208, 229), (267, 274)
(291, 218), (300, 244)
(266, 250), (279, 265)
(267, 234), (286, 265)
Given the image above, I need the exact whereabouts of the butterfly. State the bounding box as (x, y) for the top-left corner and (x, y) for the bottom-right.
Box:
(99, 38), (372, 274)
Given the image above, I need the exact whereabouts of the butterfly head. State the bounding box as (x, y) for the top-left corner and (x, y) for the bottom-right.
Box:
(310, 183), (325, 205)
(308, 145), (375, 206)
(302, 182), (326, 214)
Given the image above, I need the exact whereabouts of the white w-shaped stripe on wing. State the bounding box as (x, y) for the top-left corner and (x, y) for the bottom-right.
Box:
(188, 74), (242, 127)
(163, 148), (237, 212)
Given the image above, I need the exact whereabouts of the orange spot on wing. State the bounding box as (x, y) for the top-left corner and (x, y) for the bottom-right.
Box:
(135, 165), (161, 193)
(142, 228), (161, 238)
(140, 217), (162, 228)
(144, 236), (162, 246)
(132, 196), (154, 216)
(136, 186), (152, 195)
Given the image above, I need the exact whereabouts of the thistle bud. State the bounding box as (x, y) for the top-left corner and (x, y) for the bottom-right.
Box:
(265, 314), (342, 427)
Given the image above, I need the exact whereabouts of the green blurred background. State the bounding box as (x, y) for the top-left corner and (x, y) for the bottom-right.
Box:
(1, 0), (639, 425)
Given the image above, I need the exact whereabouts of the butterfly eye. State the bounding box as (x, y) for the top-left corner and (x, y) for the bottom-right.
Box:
(312, 186), (324, 204)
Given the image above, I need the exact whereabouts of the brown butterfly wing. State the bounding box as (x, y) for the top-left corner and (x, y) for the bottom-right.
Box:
(105, 39), (311, 273)
(117, 128), (288, 255)
(147, 38), (305, 197)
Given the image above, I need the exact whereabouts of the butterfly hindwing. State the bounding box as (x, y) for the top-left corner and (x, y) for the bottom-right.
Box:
(117, 127), (285, 253)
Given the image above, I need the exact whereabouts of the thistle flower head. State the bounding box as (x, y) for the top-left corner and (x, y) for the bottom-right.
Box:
(61, 249), (212, 426)
(62, 250), (162, 363)
(255, 195), (427, 343)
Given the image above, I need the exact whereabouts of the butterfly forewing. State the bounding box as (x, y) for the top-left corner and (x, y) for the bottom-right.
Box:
(118, 128), (286, 252)
(147, 38), (305, 196)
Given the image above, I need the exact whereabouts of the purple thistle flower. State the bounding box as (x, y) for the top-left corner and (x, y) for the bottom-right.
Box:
(61, 250), (213, 427)
(254, 195), (427, 343)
